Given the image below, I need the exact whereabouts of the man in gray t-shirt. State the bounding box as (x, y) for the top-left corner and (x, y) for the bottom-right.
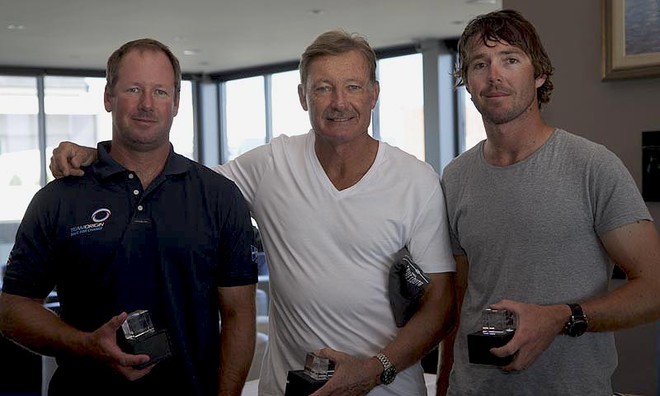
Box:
(437, 10), (660, 396)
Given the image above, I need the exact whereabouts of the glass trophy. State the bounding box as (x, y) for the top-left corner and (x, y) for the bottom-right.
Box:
(467, 308), (516, 366)
(284, 352), (335, 395)
(119, 310), (172, 369)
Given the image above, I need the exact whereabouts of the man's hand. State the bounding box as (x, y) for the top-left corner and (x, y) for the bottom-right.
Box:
(49, 141), (97, 178)
(310, 348), (381, 396)
(488, 300), (569, 372)
(83, 312), (154, 381)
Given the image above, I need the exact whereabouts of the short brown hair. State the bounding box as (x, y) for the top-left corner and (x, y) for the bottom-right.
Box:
(299, 30), (377, 85)
(105, 38), (181, 100)
(455, 10), (554, 108)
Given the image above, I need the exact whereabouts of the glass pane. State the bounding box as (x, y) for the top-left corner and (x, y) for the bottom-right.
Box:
(44, 76), (110, 183)
(271, 70), (310, 138)
(462, 86), (486, 152)
(377, 54), (425, 160)
(171, 81), (195, 160)
(226, 77), (266, 160)
(0, 76), (40, 222)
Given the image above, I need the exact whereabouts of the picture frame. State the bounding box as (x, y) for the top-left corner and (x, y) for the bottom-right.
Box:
(602, 0), (660, 80)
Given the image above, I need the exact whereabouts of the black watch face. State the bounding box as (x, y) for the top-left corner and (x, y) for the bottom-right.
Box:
(567, 319), (588, 337)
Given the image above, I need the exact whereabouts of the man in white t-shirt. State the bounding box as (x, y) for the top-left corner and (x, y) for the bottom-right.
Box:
(49, 30), (457, 396)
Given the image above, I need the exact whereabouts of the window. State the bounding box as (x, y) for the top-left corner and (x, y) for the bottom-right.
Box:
(0, 76), (40, 222)
(171, 81), (195, 159)
(44, 76), (110, 183)
(461, 86), (486, 152)
(271, 70), (309, 138)
(376, 54), (425, 160)
(225, 76), (266, 160)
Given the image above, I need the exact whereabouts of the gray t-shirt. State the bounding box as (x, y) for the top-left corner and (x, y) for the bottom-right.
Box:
(441, 129), (652, 395)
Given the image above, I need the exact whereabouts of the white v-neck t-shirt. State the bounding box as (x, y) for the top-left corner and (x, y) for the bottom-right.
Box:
(215, 131), (454, 395)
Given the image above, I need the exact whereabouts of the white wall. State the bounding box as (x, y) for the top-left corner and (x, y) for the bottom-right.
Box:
(503, 1), (660, 394)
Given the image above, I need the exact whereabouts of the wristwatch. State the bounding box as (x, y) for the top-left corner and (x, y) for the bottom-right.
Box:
(375, 352), (397, 385)
(563, 303), (588, 337)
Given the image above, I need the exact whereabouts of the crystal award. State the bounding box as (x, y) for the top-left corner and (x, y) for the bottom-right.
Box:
(119, 310), (172, 369)
(284, 352), (335, 395)
(467, 308), (516, 365)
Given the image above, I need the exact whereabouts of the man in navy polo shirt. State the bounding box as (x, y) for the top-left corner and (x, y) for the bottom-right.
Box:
(0, 39), (257, 396)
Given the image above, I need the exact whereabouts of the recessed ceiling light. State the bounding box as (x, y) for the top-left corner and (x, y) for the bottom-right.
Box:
(7, 24), (26, 30)
(184, 49), (200, 56)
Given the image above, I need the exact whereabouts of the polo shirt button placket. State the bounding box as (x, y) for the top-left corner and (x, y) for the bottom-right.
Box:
(128, 174), (144, 214)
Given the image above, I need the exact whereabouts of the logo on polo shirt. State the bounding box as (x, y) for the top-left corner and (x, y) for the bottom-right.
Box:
(69, 208), (111, 237)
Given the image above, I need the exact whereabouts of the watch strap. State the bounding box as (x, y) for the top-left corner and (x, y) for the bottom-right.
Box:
(567, 303), (584, 317)
(375, 352), (396, 384)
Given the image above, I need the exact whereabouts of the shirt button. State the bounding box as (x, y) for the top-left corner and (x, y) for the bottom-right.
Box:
(128, 173), (134, 179)
(133, 189), (139, 195)
(137, 205), (144, 211)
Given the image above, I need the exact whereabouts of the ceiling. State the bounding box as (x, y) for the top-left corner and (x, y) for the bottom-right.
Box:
(0, 0), (501, 75)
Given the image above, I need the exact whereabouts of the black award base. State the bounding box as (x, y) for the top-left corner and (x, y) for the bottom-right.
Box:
(284, 370), (327, 396)
(119, 329), (172, 369)
(467, 331), (514, 366)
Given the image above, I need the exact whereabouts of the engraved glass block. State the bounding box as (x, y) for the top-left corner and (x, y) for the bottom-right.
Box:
(481, 308), (515, 336)
(303, 352), (335, 381)
(122, 309), (156, 340)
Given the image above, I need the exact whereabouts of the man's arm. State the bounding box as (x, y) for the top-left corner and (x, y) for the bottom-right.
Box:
(0, 292), (152, 380)
(436, 255), (467, 396)
(312, 272), (456, 396)
(490, 220), (660, 371)
(49, 141), (98, 178)
(217, 284), (256, 396)
(582, 220), (660, 329)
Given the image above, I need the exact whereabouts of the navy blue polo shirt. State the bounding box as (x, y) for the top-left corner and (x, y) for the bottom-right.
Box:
(3, 141), (257, 395)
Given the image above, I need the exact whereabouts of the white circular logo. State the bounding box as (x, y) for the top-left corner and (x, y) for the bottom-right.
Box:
(91, 208), (111, 223)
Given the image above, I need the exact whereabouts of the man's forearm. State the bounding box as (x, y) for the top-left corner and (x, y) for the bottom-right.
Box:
(0, 293), (88, 358)
(217, 284), (257, 395)
(380, 273), (456, 373)
(436, 255), (467, 395)
(435, 326), (457, 396)
(218, 313), (256, 395)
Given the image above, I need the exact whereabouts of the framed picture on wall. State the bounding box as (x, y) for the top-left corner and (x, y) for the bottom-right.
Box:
(602, 0), (660, 80)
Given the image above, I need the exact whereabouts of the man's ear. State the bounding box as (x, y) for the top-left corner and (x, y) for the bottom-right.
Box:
(298, 83), (308, 111)
(103, 87), (113, 113)
(173, 94), (180, 117)
(371, 81), (380, 109)
(535, 74), (547, 89)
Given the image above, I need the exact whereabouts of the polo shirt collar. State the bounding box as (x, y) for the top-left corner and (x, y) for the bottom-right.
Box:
(89, 140), (190, 179)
